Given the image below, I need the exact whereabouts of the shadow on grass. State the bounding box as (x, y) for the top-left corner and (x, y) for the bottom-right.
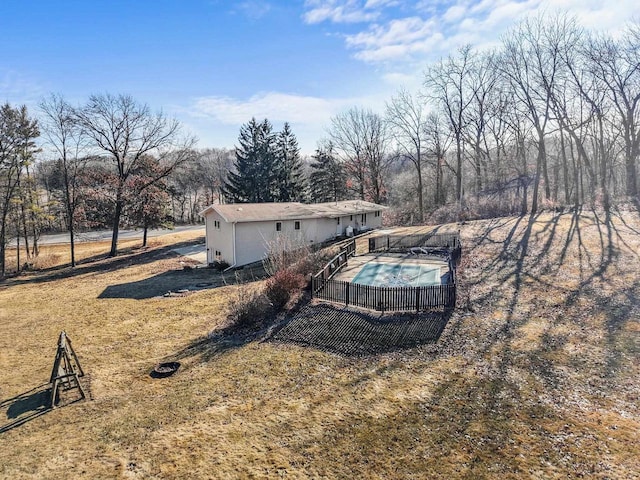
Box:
(0, 384), (51, 434)
(159, 326), (262, 365)
(98, 263), (266, 299)
(1, 238), (205, 287)
(268, 303), (452, 356)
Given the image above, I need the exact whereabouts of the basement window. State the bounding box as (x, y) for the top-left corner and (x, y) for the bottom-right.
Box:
(276, 222), (282, 232)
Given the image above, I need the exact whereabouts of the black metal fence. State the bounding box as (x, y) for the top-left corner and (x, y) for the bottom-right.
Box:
(368, 232), (461, 264)
(313, 281), (456, 313)
(311, 233), (461, 313)
(311, 239), (356, 294)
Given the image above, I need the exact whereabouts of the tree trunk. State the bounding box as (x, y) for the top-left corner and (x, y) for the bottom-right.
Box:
(456, 137), (463, 201)
(625, 145), (638, 197)
(109, 199), (123, 257)
(69, 226), (76, 267)
(560, 128), (570, 204)
(20, 201), (30, 261)
(0, 211), (8, 277)
(16, 221), (20, 273)
(542, 147), (551, 200)
(416, 163), (424, 223)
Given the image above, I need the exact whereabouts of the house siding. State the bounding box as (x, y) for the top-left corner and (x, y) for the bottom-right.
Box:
(202, 201), (387, 267)
(234, 219), (310, 266)
(204, 210), (234, 265)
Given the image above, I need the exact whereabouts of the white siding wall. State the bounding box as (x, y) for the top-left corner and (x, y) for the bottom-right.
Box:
(206, 207), (385, 267)
(335, 210), (383, 234)
(234, 219), (310, 266)
(204, 211), (234, 265)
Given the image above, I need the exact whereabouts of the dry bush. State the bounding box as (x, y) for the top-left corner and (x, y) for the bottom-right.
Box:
(264, 268), (306, 309)
(262, 234), (312, 276)
(226, 282), (272, 330)
(428, 195), (523, 224)
(31, 253), (63, 270)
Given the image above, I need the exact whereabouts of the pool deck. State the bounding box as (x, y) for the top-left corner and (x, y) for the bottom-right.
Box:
(332, 253), (450, 283)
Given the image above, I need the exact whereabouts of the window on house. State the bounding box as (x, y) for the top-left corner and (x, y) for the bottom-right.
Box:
(294, 221), (301, 230)
(361, 213), (367, 223)
(276, 222), (282, 232)
(214, 220), (220, 229)
(375, 211), (380, 217)
(215, 250), (221, 257)
(337, 217), (340, 224)
(350, 215), (353, 221)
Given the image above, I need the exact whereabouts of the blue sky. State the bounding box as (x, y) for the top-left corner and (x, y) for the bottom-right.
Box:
(0, 0), (635, 153)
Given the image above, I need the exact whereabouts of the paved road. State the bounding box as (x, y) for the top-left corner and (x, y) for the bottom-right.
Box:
(9, 224), (205, 246)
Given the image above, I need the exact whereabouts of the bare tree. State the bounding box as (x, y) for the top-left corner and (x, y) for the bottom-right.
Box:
(425, 45), (475, 203)
(75, 93), (196, 256)
(40, 94), (89, 267)
(423, 112), (452, 207)
(199, 147), (234, 205)
(329, 107), (390, 203)
(463, 51), (500, 195)
(499, 15), (563, 213)
(386, 88), (428, 221)
(586, 24), (640, 197)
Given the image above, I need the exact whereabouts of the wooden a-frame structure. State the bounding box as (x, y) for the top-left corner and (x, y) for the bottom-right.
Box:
(49, 331), (86, 408)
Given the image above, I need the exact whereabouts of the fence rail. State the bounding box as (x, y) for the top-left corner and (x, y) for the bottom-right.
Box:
(311, 239), (356, 294)
(313, 280), (456, 313)
(368, 232), (461, 264)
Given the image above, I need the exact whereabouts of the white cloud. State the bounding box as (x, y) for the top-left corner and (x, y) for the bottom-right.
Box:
(185, 90), (392, 152)
(305, 0), (637, 66)
(303, 0), (377, 24)
(191, 92), (347, 125)
(302, 0), (400, 24)
(234, 1), (272, 19)
(443, 5), (467, 23)
(0, 70), (47, 107)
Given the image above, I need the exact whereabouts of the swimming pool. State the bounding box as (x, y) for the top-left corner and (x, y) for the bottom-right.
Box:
(351, 262), (441, 287)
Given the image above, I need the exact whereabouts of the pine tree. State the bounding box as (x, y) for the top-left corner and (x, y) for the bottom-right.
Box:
(309, 142), (348, 203)
(274, 122), (306, 202)
(224, 118), (279, 203)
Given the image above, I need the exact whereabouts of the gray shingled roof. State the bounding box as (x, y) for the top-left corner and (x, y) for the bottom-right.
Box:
(200, 200), (386, 223)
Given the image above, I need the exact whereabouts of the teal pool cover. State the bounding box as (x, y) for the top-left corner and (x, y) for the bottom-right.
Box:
(351, 262), (441, 287)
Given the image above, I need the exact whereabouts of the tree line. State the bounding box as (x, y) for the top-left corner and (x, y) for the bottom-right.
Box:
(1, 13), (637, 276)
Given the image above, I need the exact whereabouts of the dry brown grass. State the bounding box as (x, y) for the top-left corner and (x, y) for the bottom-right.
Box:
(1, 209), (639, 479)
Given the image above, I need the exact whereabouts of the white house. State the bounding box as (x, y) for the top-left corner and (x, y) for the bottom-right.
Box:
(199, 200), (386, 267)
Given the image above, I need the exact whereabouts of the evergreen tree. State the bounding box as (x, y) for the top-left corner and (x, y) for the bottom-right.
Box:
(309, 142), (348, 203)
(274, 122), (306, 202)
(224, 118), (277, 203)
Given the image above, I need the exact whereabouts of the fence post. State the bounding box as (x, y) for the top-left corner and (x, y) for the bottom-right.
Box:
(415, 287), (420, 313)
(387, 236), (390, 251)
(345, 282), (350, 307)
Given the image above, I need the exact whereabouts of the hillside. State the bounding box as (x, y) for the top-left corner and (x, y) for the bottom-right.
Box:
(0, 209), (638, 479)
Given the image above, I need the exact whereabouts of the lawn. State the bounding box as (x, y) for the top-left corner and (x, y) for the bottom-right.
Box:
(1, 209), (638, 479)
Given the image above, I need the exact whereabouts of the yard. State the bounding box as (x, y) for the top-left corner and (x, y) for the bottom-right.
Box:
(1, 209), (639, 479)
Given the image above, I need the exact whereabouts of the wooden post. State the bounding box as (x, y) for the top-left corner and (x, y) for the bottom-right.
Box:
(50, 331), (86, 408)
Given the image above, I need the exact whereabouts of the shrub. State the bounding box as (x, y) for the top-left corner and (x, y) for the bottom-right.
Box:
(264, 268), (306, 309)
(226, 283), (271, 330)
